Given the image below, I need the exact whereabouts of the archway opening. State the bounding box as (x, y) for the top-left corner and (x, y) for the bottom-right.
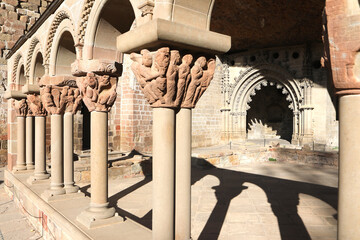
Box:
(33, 52), (45, 83)
(93, 0), (135, 60)
(55, 31), (76, 75)
(18, 65), (26, 88)
(246, 85), (293, 142)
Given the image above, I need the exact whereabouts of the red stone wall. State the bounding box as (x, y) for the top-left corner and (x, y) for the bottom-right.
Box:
(324, 0), (360, 92)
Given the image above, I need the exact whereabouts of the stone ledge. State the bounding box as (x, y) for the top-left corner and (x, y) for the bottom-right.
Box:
(4, 90), (26, 100)
(116, 18), (231, 54)
(21, 83), (40, 94)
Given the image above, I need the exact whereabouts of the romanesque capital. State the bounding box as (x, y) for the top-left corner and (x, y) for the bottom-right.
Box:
(40, 85), (79, 115)
(13, 99), (28, 117)
(27, 94), (47, 117)
(130, 47), (216, 108)
(76, 73), (117, 112)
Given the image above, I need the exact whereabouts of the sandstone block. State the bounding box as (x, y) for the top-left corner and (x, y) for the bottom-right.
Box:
(20, 2), (38, 11)
(3, 0), (18, 7)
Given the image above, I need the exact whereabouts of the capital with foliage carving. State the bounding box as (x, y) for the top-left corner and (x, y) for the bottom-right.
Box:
(76, 73), (117, 112)
(13, 99), (28, 117)
(130, 47), (216, 108)
(40, 85), (77, 115)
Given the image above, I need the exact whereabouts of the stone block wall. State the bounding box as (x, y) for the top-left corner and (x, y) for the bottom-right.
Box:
(0, 0), (54, 166)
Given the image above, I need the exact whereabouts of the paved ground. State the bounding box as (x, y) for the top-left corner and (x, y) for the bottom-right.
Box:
(106, 162), (338, 240)
(1, 161), (338, 240)
(0, 168), (43, 240)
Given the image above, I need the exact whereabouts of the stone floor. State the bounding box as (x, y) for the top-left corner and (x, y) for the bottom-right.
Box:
(0, 168), (43, 240)
(3, 161), (338, 240)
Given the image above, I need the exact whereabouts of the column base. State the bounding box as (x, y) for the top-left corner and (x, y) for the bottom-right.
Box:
(76, 205), (123, 229)
(26, 164), (35, 170)
(64, 184), (80, 194)
(33, 172), (51, 180)
(12, 167), (31, 174)
(41, 186), (66, 201)
(27, 175), (50, 185)
(41, 190), (84, 202)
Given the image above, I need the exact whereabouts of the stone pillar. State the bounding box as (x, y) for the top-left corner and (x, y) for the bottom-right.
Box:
(33, 116), (50, 180)
(175, 108), (191, 240)
(13, 99), (28, 172)
(129, 48), (216, 240)
(300, 80), (314, 146)
(26, 94), (50, 182)
(338, 94), (360, 239)
(25, 116), (34, 170)
(63, 112), (79, 193)
(48, 114), (66, 195)
(74, 70), (120, 228)
(291, 111), (300, 145)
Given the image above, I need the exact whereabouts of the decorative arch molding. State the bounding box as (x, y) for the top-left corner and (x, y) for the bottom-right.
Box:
(45, 10), (76, 64)
(229, 63), (303, 114)
(224, 63), (306, 144)
(26, 37), (41, 77)
(12, 54), (23, 84)
(77, 0), (96, 45)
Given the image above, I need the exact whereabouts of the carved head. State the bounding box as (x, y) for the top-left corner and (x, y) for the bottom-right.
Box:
(155, 47), (170, 74)
(44, 85), (51, 93)
(207, 59), (216, 71)
(141, 49), (152, 67)
(182, 54), (193, 66)
(195, 57), (207, 68)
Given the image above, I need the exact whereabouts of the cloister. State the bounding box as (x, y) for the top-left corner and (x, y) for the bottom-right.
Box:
(2, 0), (360, 239)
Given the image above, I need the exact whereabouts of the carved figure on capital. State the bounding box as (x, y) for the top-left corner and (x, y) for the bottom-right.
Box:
(130, 47), (216, 109)
(13, 99), (28, 117)
(76, 73), (117, 112)
(27, 94), (47, 116)
(40, 85), (73, 115)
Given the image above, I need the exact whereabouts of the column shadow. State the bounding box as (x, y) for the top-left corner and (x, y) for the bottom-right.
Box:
(104, 157), (337, 239)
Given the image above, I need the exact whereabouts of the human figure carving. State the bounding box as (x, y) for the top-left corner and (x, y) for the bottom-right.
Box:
(130, 50), (160, 103)
(13, 99), (28, 116)
(182, 57), (207, 108)
(174, 54), (193, 106)
(152, 47), (170, 105)
(165, 50), (180, 104)
(27, 94), (47, 116)
(193, 59), (216, 105)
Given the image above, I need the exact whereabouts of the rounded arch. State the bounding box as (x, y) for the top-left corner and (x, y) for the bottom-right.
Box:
(16, 62), (26, 89)
(230, 64), (302, 114)
(27, 37), (46, 84)
(26, 37), (40, 77)
(45, 10), (76, 65)
(49, 18), (77, 76)
(12, 54), (23, 85)
(83, 0), (137, 60)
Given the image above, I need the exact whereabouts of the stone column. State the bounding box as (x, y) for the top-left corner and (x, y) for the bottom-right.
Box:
(338, 94), (360, 239)
(300, 80), (314, 145)
(130, 48), (216, 240)
(63, 112), (79, 193)
(25, 115), (34, 170)
(74, 70), (120, 228)
(27, 94), (50, 182)
(48, 114), (66, 195)
(175, 108), (191, 240)
(13, 99), (28, 172)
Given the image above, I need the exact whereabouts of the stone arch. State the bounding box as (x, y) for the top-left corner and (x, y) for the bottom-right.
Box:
(30, 48), (45, 84)
(48, 17), (77, 76)
(45, 10), (76, 65)
(12, 54), (23, 87)
(26, 37), (43, 82)
(82, 0), (138, 60)
(16, 61), (26, 90)
(229, 64), (303, 143)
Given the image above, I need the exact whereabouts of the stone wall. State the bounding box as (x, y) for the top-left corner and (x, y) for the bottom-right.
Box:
(0, 0), (54, 166)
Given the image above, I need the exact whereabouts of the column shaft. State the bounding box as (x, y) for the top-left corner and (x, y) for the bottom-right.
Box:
(50, 114), (65, 195)
(338, 94), (360, 239)
(15, 116), (26, 170)
(175, 108), (191, 240)
(64, 112), (79, 193)
(34, 116), (49, 180)
(153, 108), (175, 240)
(26, 116), (34, 170)
(91, 111), (109, 205)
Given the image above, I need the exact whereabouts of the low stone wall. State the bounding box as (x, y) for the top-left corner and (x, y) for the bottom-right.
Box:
(192, 147), (338, 169)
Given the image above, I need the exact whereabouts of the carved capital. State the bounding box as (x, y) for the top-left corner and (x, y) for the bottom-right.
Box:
(40, 85), (76, 115)
(130, 47), (216, 109)
(27, 94), (47, 117)
(76, 73), (117, 112)
(13, 99), (28, 117)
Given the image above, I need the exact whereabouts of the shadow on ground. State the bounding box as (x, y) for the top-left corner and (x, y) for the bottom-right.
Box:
(81, 157), (337, 240)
